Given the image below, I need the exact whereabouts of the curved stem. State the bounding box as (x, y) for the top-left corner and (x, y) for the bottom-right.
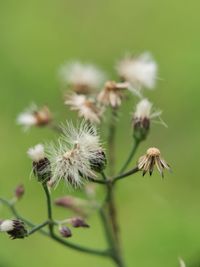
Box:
(42, 185), (111, 257)
(119, 139), (140, 174)
(0, 196), (111, 258)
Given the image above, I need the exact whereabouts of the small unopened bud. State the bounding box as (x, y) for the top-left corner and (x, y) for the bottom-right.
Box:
(69, 217), (90, 228)
(55, 196), (89, 217)
(27, 144), (51, 183)
(59, 226), (72, 238)
(14, 184), (25, 200)
(0, 219), (27, 239)
(133, 117), (150, 141)
(90, 150), (107, 173)
(133, 99), (152, 141)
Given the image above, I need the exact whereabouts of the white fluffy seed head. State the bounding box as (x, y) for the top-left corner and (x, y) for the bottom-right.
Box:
(134, 98), (162, 121)
(47, 121), (103, 188)
(17, 113), (37, 127)
(134, 99), (152, 119)
(27, 144), (45, 162)
(65, 94), (102, 124)
(0, 220), (14, 232)
(116, 52), (157, 90)
(59, 61), (106, 93)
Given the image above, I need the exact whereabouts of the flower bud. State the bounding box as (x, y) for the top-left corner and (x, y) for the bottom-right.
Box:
(69, 217), (90, 228)
(59, 226), (72, 238)
(133, 117), (150, 141)
(27, 144), (51, 183)
(14, 184), (25, 200)
(89, 150), (107, 173)
(0, 219), (27, 239)
(55, 196), (89, 217)
(133, 99), (152, 141)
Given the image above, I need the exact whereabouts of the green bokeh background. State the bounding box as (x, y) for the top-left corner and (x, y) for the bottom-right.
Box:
(0, 0), (200, 266)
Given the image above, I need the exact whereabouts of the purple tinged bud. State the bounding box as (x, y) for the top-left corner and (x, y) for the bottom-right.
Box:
(59, 226), (72, 238)
(70, 217), (90, 228)
(14, 184), (25, 200)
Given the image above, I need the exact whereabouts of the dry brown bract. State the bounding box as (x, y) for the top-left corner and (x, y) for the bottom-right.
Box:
(137, 147), (170, 177)
(98, 81), (129, 108)
(65, 94), (103, 124)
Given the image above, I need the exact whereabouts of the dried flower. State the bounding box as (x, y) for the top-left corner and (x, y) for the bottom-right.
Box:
(98, 81), (129, 107)
(59, 226), (72, 238)
(133, 98), (162, 140)
(65, 94), (103, 124)
(116, 52), (157, 92)
(137, 147), (170, 177)
(59, 61), (105, 94)
(47, 121), (105, 188)
(17, 104), (52, 130)
(27, 144), (51, 183)
(14, 184), (25, 200)
(0, 219), (27, 239)
(69, 217), (90, 228)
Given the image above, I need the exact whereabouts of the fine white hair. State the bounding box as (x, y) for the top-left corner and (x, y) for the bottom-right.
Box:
(27, 144), (45, 162)
(59, 61), (106, 91)
(116, 52), (157, 93)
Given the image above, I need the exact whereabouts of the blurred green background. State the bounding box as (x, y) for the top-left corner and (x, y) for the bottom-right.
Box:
(0, 0), (200, 266)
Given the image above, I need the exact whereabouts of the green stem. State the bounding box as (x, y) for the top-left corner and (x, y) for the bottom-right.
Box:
(42, 184), (53, 234)
(0, 197), (110, 257)
(28, 221), (49, 235)
(108, 107), (118, 176)
(119, 139), (140, 174)
(100, 173), (126, 267)
(113, 166), (139, 184)
(41, 185), (111, 257)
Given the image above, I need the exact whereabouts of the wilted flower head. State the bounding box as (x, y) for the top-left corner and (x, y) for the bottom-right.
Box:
(137, 147), (170, 177)
(27, 144), (51, 183)
(98, 81), (129, 107)
(133, 99), (162, 140)
(59, 61), (105, 94)
(65, 94), (103, 124)
(116, 52), (157, 92)
(17, 104), (52, 130)
(47, 121), (105, 188)
(0, 219), (27, 239)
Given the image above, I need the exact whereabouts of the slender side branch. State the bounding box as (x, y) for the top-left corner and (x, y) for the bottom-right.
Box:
(42, 184), (111, 257)
(28, 221), (49, 235)
(119, 138), (140, 174)
(87, 177), (108, 184)
(113, 166), (139, 183)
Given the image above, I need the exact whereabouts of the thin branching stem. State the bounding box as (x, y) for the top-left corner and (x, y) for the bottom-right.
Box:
(108, 107), (118, 176)
(28, 221), (49, 235)
(0, 196), (111, 258)
(41, 184), (111, 257)
(119, 138), (140, 174)
(113, 166), (139, 184)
